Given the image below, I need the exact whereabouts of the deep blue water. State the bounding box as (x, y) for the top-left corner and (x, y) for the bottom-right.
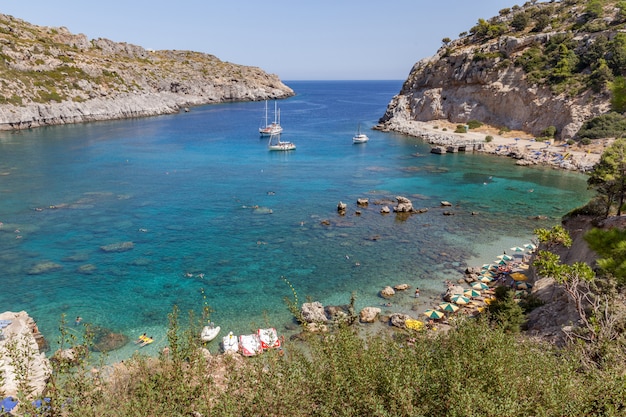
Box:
(0, 80), (592, 359)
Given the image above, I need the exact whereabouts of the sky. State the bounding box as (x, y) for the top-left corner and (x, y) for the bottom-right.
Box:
(2, 1), (529, 80)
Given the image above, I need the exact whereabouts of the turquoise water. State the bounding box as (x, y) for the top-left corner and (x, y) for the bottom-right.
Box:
(0, 81), (592, 359)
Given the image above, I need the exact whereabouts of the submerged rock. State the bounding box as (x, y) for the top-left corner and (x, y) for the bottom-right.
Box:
(27, 261), (63, 275)
(92, 326), (129, 352)
(100, 241), (134, 252)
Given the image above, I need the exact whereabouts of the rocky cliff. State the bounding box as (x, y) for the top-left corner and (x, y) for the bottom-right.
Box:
(379, 1), (623, 140)
(0, 14), (294, 130)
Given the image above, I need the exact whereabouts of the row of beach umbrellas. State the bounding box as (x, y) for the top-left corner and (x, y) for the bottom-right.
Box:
(421, 243), (537, 321)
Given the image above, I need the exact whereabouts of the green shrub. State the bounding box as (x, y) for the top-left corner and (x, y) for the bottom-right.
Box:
(488, 286), (526, 333)
(467, 119), (483, 129)
(577, 112), (626, 139)
(542, 125), (557, 137)
(455, 124), (467, 133)
(511, 12), (530, 31)
(485, 135), (494, 142)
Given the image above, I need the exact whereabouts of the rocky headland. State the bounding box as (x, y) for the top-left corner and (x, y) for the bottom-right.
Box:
(377, 1), (623, 147)
(0, 14), (294, 130)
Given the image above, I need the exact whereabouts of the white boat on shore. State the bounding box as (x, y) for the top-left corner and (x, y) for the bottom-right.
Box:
(200, 323), (220, 342)
(352, 124), (369, 144)
(268, 132), (296, 151)
(222, 331), (239, 353)
(239, 333), (263, 356)
(257, 327), (282, 349)
(259, 100), (283, 136)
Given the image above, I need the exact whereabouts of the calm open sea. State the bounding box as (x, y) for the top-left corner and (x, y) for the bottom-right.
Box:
(0, 80), (592, 359)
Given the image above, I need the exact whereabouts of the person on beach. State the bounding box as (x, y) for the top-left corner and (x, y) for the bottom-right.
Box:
(74, 316), (82, 326)
(415, 287), (420, 298)
(134, 333), (147, 344)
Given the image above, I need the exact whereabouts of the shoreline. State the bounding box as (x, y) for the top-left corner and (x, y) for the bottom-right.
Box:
(377, 119), (606, 172)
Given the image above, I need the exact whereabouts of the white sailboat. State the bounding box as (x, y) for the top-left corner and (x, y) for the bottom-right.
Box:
(352, 124), (369, 144)
(259, 100), (283, 136)
(268, 132), (295, 151)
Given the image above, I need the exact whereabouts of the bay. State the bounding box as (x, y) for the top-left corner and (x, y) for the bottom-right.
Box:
(0, 80), (592, 360)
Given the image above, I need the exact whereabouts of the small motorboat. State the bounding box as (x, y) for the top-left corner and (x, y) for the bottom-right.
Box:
(200, 323), (221, 342)
(257, 328), (281, 349)
(222, 331), (239, 354)
(238, 333), (263, 357)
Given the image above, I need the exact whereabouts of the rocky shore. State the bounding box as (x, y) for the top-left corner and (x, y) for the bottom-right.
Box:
(377, 118), (604, 172)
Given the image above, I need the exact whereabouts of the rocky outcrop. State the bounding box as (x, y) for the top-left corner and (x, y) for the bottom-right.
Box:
(0, 14), (294, 130)
(377, 4), (614, 140)
(0, 311), (50, 398)
(300, 302), (328, 324)
(359, 307), (381, 323)
(379, 48), (608, 140)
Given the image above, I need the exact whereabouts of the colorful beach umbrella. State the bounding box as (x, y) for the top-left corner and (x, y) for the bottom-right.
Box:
(516, 282), (532, 290)
(464, 289), (481, 298)
(524, 243), (537, 251)
(496, 254), (514, 261)
(510, 272), (528, 281)
(423, 309), (444, 319)
(438, 302), (459, 313)
(471, 282), (489, 290)
(479, 275), (493, 283)
(510, 246), (526, 252)
(451, 294), (470, 305)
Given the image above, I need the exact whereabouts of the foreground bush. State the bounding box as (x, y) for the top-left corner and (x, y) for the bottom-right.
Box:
(37, 318), (626, 416)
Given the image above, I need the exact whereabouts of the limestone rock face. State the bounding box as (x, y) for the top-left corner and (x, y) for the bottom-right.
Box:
(378, 33), (610, 140)
(0, 311), (51, 398)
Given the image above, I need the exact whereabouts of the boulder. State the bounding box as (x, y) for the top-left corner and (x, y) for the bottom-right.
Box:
(305, 322), (328, 333)
(359, 307), (381, 323)
(325, 305), (350, 321)
(393, 284), (410, 291)
(389, 313), (412, 328)
(380, 206), (390, 214)
(301, 302), (328, 323)
(380, 286), (395, 298)
(52, 346), (88, 365)
(337, 201), (347, 212)
(441, 201), (453, 207)
(357, 198), (369, 206)
(394, 196), (414, 213)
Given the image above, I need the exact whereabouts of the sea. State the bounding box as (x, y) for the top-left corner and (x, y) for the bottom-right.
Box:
(0, 80), (593, 360)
